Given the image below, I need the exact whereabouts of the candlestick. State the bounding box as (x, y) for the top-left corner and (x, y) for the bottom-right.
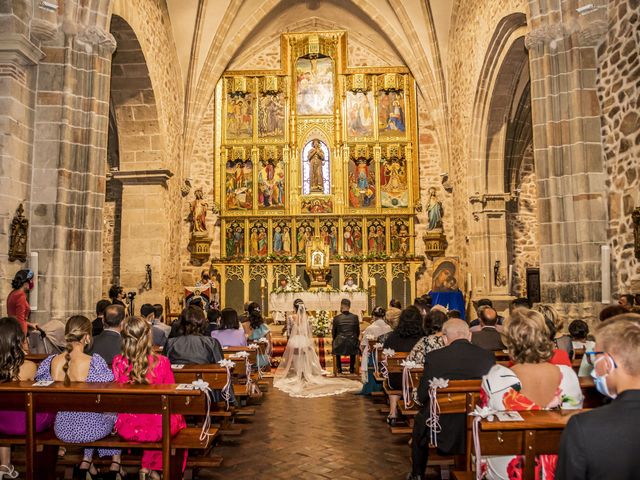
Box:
(261, 278), (265, 288)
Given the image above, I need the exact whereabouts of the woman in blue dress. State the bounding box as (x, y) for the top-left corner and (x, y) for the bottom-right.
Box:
(244, 302), (271, 370)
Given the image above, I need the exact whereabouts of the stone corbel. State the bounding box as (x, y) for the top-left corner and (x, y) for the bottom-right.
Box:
(75, 26), (117, 54)
(469, 193), (511, 221)
(524, 23), (565, 50)
(31, 18), (59, 44)
(108, 169), (174, 188)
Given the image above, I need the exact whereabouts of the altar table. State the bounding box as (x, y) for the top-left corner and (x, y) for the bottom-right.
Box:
(269, 291), (368, 323)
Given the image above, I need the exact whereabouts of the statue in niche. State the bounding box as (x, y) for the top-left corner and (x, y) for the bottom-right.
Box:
(189, 189), (208, 234)
(308, 139), (326, 192)
(426, 187), (444, 231)
(9, 204), (28, 262)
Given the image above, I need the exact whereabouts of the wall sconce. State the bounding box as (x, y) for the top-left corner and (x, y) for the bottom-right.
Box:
(144, 264), (152, 290)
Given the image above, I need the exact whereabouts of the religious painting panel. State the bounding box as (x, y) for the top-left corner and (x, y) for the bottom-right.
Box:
(381, 155), (409, 208)
(366, 218), (387, 255)
(248, 219), (269, 257)
(319, 218), (339, 257)
(348, 147), (376, 209)
(389, 218), (410, 257)
(295, 56), (334, 116)
(225, 158), (253, 210)
(301, 196), (333, 214)
(225, 93), (254, 139)
(431, 258), (460, 292)
(224, 220), (245, 259)
(258, 92), (285, 138)
(377, 91), (406, 137)
(343, 218), (363, 256)
(302, 139), (331, 195)
(258, 148), (285, 209)
(272, 219), (292, 256)
(296, 219), (316, 255)
(346, 91), (374, 138)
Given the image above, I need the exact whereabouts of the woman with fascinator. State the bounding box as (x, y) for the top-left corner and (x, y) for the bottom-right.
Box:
(273, 299), (360, 398)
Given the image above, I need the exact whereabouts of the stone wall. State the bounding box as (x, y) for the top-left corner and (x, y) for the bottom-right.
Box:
(598, 0), (640, 294)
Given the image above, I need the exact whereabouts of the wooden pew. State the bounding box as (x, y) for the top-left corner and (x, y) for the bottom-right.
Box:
(0, 382), (210, 480)
(453, 409), (586, 480)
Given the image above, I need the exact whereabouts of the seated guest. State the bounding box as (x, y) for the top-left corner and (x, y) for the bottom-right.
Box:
(480, 309), (583, 479)
(618, 293), (635, 310)
(205, 308), (221, 336)
(407, 309), (447, 364)
(470, 299), (504, 329)
(568, 319), (590, 350)
(89, 304), (125, 366)
(413, 298), (431, 324)
(165, 306), (223, 364)
(244, 302), (271, 369)
(557, 316), (640, 480)
(35, 316), (122, 480)
(140, 303), (167, 347)
(359, 306), (392, 395)
(509, 296), (532, 314)
(471, 307), (506, 351)
(409, 319), (495, 480)
(211, 308), (247, 347)
(577, 304), (628, 377)
(383, 306), (425, 425)
(92, 299), (111, 337)
(151, 303), (171, 336)
(535, 304), (573, 358)
(446, 309), (462, 319)
(0, 317), (54, 478)
(112, 316), (186, 479)
(386, 299), (402, 328)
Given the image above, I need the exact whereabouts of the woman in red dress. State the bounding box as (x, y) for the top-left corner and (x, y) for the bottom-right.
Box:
(6, 269), (37, 335)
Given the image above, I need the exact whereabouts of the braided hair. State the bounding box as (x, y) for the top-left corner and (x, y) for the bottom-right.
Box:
(62, 316), (92, 387)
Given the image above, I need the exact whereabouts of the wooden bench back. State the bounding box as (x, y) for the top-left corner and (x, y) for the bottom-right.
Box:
(384, 352), (410, 373)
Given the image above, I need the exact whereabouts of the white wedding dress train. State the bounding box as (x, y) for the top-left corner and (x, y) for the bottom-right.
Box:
(273, 305), (361, 398)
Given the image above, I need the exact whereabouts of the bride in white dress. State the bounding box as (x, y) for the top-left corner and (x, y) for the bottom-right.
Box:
(273, 299), (361, 398)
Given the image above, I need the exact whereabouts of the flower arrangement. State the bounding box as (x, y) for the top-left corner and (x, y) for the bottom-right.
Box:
(310, 310), (331, 337)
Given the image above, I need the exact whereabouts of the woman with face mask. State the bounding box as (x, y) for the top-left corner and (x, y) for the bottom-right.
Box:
(6, 269), (37, 335)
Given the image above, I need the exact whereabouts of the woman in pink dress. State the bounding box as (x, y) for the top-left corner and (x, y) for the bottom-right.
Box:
(112, 316), (186, 479)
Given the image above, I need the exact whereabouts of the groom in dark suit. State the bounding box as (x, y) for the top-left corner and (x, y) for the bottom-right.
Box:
(332, 299), (360, 375)
(409, 319), (495, 480)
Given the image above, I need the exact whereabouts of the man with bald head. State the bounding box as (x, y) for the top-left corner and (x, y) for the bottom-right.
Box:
(471, 306), (506, 351)
(408, 319), (496, 480)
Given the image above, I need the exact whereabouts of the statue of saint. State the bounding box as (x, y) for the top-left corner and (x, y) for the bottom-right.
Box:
(308, 139), (325, 192)
(190, 189), (208, 233)
(427, 187), (444, 231)
(9, 204), (28, 262)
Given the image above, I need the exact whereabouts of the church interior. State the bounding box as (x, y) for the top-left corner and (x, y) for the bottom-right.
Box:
(0, 0), (639, 479)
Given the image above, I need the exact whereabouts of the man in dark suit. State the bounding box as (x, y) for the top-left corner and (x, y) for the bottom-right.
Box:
(471, 307), (505, 351)
(88, 304), (125, 366)
(409, 319), (495, 480)
(332, 299), (360, 375)
(557, 317), (640, 480)
(91, 299), (111, 337)
(141, 303), (168, 347)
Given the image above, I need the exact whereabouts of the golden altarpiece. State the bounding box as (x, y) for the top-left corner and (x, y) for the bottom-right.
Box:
(213, 32), (422, 312)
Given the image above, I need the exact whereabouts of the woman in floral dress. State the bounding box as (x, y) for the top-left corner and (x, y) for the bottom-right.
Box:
(480, 309), (583, 479)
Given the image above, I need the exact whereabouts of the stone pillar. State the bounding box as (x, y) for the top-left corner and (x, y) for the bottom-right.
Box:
(526, 0), (608, 316)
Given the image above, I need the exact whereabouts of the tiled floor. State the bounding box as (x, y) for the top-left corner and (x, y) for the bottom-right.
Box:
(199, 380), (412, 479)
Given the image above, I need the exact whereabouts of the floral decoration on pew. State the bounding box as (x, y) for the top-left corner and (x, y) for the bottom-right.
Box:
(372, 342), (384, 375)
(218, 359), (236, 410)
(190, 379), (217, 445)
(401, 359), (419, 408)
(425, 378), (450, 447)
(469, 405), (499, 479)
(380, 348), (395, 379)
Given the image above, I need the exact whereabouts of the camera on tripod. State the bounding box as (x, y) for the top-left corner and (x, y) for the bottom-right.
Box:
(127, 291), (137, 300)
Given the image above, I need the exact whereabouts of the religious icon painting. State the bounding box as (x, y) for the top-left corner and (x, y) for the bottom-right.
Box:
(390, 218), (410, 257)
(377, 91), (406, 137)
(258, 153), (285, 209)
(258, 92), (285, 138)
(301, 139), (331, 195)
(343, 218), (363, 256)
(366, 218), (387, 255)
(319, 219), (339, 256)
(300, 196), (333, 214)
(272, 220), (292, 256)
(348, 156), (376, 209)
(225, 220), (245, 258)
(249, 220), (269, 257)
(295, 56), (334, 116)
(381, 156), (409, 208)
(226, 93), (254, 139)
(225, 159), (253, 210)
(296, 219), (316, 255)
(346, 91), (374, 138)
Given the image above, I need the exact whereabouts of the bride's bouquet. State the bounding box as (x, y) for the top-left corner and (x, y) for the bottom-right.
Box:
(310, 310), (331, 337)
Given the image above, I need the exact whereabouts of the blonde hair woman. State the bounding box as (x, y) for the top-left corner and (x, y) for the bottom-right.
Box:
(112, 316), (186, 480)
(34, 315), (122, 480)
(479, 309), (583, 479)
(534, 304), (574, 359)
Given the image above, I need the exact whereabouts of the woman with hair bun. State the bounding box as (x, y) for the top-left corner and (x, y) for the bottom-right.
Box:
(0, 317), (54, 478)
(35, 315), (122, 480)
(6, 269), (37, 335)
(244, 302), (271, 369)
(358, 306), (392, 395)
(112, 316), (186, 479)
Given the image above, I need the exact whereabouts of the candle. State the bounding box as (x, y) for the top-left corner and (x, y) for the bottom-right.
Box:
(601, 245), (611, 304)
(466, 272), (472, 292)
(261, 278), (266, 288)
(370, 277), (376, 288)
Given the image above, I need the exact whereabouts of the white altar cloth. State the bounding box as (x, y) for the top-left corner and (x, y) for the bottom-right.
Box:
(269, 291), (368, 323)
